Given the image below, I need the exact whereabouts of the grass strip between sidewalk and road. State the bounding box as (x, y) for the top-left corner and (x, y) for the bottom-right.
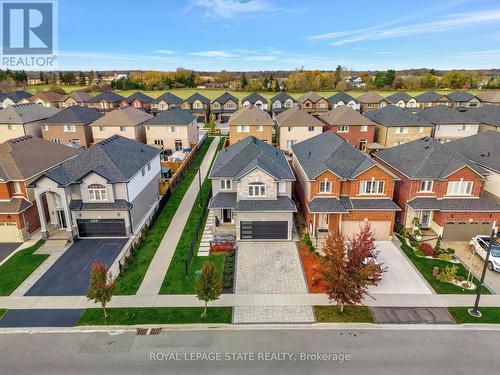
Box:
(113, 137), (214, 295)
(0, 240), (46, 296)
(314, 305), (374, 323)
(77, 307), (232, 325)
(448, 307), (500, 324)
(0, 309), (6, 320)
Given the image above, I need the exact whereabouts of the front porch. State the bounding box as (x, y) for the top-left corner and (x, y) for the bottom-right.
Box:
(404, 207), (440, 241)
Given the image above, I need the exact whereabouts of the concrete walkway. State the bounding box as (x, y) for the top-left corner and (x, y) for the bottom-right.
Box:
(136, 137), (219, 295)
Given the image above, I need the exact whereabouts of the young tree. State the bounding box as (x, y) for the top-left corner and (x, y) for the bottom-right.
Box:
(240, 73), (249, 89)
(334, 65), (343, 88)
(195, 261), (222, 318)
(86, 261), (114, 318)
(318, 225), (384, 312)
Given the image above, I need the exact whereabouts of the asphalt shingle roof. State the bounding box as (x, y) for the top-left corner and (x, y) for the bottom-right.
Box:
(418, 106), (478, 124)
(386, 92), (414, 103)
(242, 92), (268, 104)
(63, 91), (93, 102)
(296, 91), (324, 104)
(69, 199), (132, 211)
(327, 92), (358, 104)
(227, 106), (273, 126)
(143, 108), (196, 125)
(89, 91), (124, 103)
(270, 92), (295, 104)
(235, 196), (296, 212)
(3, 91), (32, 102)
(212, 92), (239, 105)
(407, 192), (500, 212)
(308, 197), (348, 213)
(0, 197), (32, 214)
(319, 106), (377, 126)
(151, 92), (182, 105)
(0, 104), (59, 124)
(357, 92), (386, 104)
(41, 105), (103, 125)
(185, 92), (210, 104)
(364, 105), (433, 127)
(476, 91), (500, 103)
(276, 107), (323, 127)
(415, 91), (446, 102)
(90, 106), (153, 127)
(126, 92), (153, 104)
(463, 105), (500, 126)
(446, 91), (477, 102)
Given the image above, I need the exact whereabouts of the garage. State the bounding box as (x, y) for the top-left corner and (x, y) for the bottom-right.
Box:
(342, 220), (392, 240)
(0, 222), (22, 243)
(77, 219), (126, 238)
(240, 221), (288, 240)
(221, 115), (230, 123)
(442, 221), (493, 241)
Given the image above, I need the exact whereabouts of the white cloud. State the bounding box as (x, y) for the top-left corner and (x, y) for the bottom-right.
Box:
(242, 55), (276, 61)
(455, 49), (500, 58)
(188, 0), (279, 18)
(189, 50), (236, 58)
(154, 49), (175, 54)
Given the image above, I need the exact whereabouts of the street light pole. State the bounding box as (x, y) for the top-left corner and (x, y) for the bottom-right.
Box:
(469, 228), (497, 318)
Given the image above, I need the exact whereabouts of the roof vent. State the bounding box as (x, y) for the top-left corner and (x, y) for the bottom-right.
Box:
(308, 150), (311, 158)
(424, 146), (430, 149)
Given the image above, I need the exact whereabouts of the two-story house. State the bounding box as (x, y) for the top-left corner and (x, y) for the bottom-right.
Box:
(318, 106), (377, 150)
(415, 91), (451, 108)
(276, 107), (324, 153)
(374, 137), (500, 241)
(241, 92), (268, 110)
(30, 135), (161, 239)
(0, 104), (59, 144)
(292, 131), (400, 246)
(270, 92), (296, 118)
(296, 92), (329, 116)
(143, 108), (199, 152)
(476, 91), (500, 107)
(180, 93), (210, 123)
(0, 91), (32, 108)
(357, 92), (389, 113)
(59, 91), (94, 109)
(418, 105), (479, 143)
(327, 92), (360, 111)
(211, 92), (239, 123)
(40, 106), (103, 149)
(88, 91), (125, 112)
(446, 91), (482, 108)
(22, 91), (64, 108)
(150, 92), (182, 113)
(122, 92), (153, 111)
(90, 106), (152, 143)
(228, 106), (273, 145)
(386, 92), (418, 108)
(0, 136), (80, 242)
(463, 105), (500, 133)
(365, 105), (434, 147)
(208, 136), (296, 240)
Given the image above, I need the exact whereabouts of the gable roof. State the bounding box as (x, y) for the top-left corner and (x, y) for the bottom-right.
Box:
(89, 91), (124, 103)
(357, 92), (387, 104)
(210, 136), (294, 180)
(319, 106), (377, 126)
(41, 105), (103, 125)
(445, 131), (500, 173)
(415, 91), (447, 102)
(40, 135), (160, 186)
(185, 92), (210, 104)
(0, 103), (59, 124)
(213, 92), (239, 105)
(270, 91), (295, 103)
(276, 107), (324, 127)
(296, 91), (324, 104)
(242, 92), (268, 104)
(90, 106), (153, 127)
(227, 106), (273, 126)
(374, 136), (487, 179)
(143, 108), (196, 126)
(126, 92), (153, 104)
(151, 92), (182, 105)
(476, 91), (500, 103)
(364, 105), (433, 127)
(417, 105), (478, 125)
(29, 91), (65, 103)
(386, 92), (414, 103)
(446, 91), (477, 102)
(0, 136), (80, 181)
(463, 105), (500, 126)
(327, 92), (358, 104)
(292, 131), (386, 180)
(63, 91), (93, 102)
(2, 91), (32, 102)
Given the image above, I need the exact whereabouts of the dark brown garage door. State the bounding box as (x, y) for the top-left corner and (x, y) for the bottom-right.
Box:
(77, 219), (126, 238)
(442, 222), (493, 241)
(240, 221), (288, 240)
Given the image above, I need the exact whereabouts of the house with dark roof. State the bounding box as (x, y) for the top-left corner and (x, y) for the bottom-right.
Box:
(0, 136), (80, 242)
(292, 131), (400, 245)
(0, 103), (59, 144)
(150, 92), (182, 113)
(88, 91), (125, 112)
(414, 91), (451, 108)
(30, 135), (161, 239)
(386, 92), (418, 108)
(476, 91), (500, 106)
(418, 105), (479, 142)
(211, 92), (239, 122)
(241, 92), (268, 110)
(122, 92), (153, 111)
(208, 136), (296, 240)
(40, 106), (103, 149)
(180, 93), (210, 123)
(296, 91), (329, 116)
(463, 105), (500, 132)
(327, 92), (360, 111)
(357, 92), (389, 113)
(270, 92), (296, 118)
(0, 91), (32, 108)
(143, 108), (198, 152)
(374, 137), (500, 241)
(276, 107), (324, 153)
(446, 91), (481, 108)
(228, 106), (274, 145)
(59, 91), (94, 109)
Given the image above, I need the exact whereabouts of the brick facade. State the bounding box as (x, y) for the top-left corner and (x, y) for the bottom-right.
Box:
(321, 123), (375, 149)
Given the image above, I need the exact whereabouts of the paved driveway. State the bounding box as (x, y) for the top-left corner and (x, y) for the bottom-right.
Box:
(368, 240), (433, 295)
(25, 239), (126, 296)
(0, 309), (83, 328)
(0, 243), (21, 263)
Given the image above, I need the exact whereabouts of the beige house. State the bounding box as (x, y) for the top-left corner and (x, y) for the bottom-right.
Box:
(143, 108), (199, 152)
(90, 106), (152, 143)
(464, 105), (500, 133)
(59, 91), (94, 109)
(357, 92), (389, 113)
(476, 91), (500, 107)
(22, 91), (64, 108)
(276, 107), (323, 153)
(296, 91), (329, 116)
(228, 106), (273, 145)
(418, 106), (480, 143)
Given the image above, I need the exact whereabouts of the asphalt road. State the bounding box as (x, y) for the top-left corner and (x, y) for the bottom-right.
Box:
(0, 328), (499, 375)
(0, 242), (21, 263)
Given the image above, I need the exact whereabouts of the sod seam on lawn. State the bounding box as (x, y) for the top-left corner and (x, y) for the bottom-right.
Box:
(0, 240), (46, 296)
(113, 137), (214, 295)
(314, 305), (374, 323)
(448, 307), (500, 324)
(77, 307), (232, 325)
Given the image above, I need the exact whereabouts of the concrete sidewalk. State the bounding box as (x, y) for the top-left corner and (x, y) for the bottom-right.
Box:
(136, 137), (219, 295)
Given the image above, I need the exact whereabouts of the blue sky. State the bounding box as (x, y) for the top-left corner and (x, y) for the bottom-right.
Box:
(57, 0), (500, 71)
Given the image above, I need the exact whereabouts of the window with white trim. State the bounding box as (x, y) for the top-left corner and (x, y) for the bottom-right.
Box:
(419, 180), (433, 192)
(278, 181), (286, 193)
(360, 125), (368, 132)
(308, 126), (315, 132)
(120, 126), (126, 132)
(337, 125), (349, 133)
(273, 101), (281, 109)
(220, 179), (232, 191)
(256, 125), (263, 132)
(158, 102), (167, 110)
(359, 180), (385, 194)
(99, 126), (106, 132)
(418, 127), (424, 133)
(284, 100), (293, 108)
(88, 184), (107, 201)
(237, 125), (249, 132)
(319, 180), (332, 193)
(193, 101), (203, 109)
(42, 125), (49, 131)
(154, 139), (163, 146)
(13, 181), (21, 193)
(447, 180), (473, 196)
(52, 138), (60, 144)
(170, 126), (176, 133)
(319, 102), (327, 108)
(248, 182), (266, 197)
(395, 127), (408, 134)
(64, 125), (76, 132)
(286, 140), (297, 149)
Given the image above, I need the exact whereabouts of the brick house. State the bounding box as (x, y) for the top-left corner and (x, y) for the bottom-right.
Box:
(23, 91), (64, 108)
(292, 131), (400, 246)
(374, 137), (500, 241)
(327, 92), (360, 111)
(296, 92), (329, 116)
(357, 92), (389, 113)
(0, 91), (32, 108)
(122, 92), (153, 111)
(241, 92), (268, 110)
(211, 92), (239, 123)
(446, 91), (482, 108)
(270, 92), (296, 118)
(414, 91), (451, 108)
(59, 91), (94, 109)
(87, 91), (125, 112)
(180, 93), (210, 123)
(386, 92), (418, 108)
(228, 106), (273, 145)
(150, 92), (182, 113)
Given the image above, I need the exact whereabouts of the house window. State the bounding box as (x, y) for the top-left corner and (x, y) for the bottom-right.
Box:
(193, 101), (203, 109)
(278, 181), (286, 193)
(284, 100), (293, 108)
(220, 179), (232, 190)
(170, 126), (176, 133)
(42, 125), (49, 131)
(13, 181), (21, 193)
(337, 125), (349, 133)
(237, 125), (249, 133)
(175, 140), (183, 151)
(248, 182), (266, 197)
(225, 102), (236, 109)
(154, 139), (164, 146)
(147, 162), (151, 171)
(52, 139), (60, 144)
(63, 125), (76, 132)
(319, 180), (332, 193)
(120, 126), (126, 132)
(319, 102), (327, 108)
(134, 101), (141, 108)
(141, 168), (146, 176)
(359, 140), (367, 150)
(458, 124), (470, 131)
(99, 126), (106, 131)
(396, 127), (408, 134)
(419, 180), (433, 192)
(447, 180), (473, 196)
(286, 140), (297, 149)
(418, 127), (424, 133)
(8, 124), (16, 130)
(211, 102), (220, 109)
(308, 126), (315, 132)
(70, 139), (80, 145)
(367, 104), (373, 109)
(360, 125), (368, 132)
(359, 180), (385, 194)
(288, 126), (292, 132)
(256, 125), (263, 132)
(88, 184), (107, 201)
(273, 101), (281, 109)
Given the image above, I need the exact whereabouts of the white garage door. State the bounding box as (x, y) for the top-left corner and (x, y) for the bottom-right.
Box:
(0, 222), (22, 242)
(342, 220), (391, 240)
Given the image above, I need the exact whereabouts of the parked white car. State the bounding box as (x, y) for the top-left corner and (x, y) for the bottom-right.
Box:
(470, 235), (500, 272)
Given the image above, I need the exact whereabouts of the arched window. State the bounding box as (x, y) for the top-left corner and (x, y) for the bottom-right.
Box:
(88, 184), (107, 201)
(248, 182), (266, 197)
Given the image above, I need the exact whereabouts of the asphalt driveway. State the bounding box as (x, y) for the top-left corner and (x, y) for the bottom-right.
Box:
(0, 243), (21, 263)
(0, 309), (83, 328)
(25, 239), (126, 296)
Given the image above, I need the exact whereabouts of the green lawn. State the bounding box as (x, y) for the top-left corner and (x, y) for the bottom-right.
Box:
(77, 307), (232, 325)
(314, 305), (374, 323)
(0, 240), (46, 296)
(0, 309), (6, 320)
(449, 307), (500, 324)
(397, 237), (489, 295)
(113, 137), (214, 295)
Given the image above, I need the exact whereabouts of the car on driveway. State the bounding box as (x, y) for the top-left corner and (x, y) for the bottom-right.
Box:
(470, 235), (500, 272)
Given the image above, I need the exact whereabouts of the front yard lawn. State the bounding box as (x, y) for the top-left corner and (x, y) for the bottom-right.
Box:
(314, 305), (374, 323)
(449, 307), (500, 324)
(0, 309), (6, 320)
(0, 240), (46, 296)
(113, 137), (214, 295)
(77, 307), (232, 325)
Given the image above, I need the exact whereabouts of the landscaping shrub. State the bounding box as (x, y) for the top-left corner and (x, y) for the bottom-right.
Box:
(210, 243), (235, 253)
(410, 240), (419, 248)
(436, 265), (458, 283)
(434, 236), (442, 253)
(394, 223), (406, 236)
(420, 243), (435, 257)
(438, 253), (452, 261)
(447, 248), (455, 254)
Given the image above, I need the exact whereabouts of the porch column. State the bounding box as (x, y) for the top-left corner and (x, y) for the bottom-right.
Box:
(35, 194), (48, 239)
(62, 197), (73, 241)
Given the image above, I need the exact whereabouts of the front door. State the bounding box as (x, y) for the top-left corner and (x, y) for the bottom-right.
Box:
(175, 140), (183, 151)
(222, 209), (232, 223)
(318, 213), (329, 230)
(420, 210), (431, 228)
(56, 210), (67, 229)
